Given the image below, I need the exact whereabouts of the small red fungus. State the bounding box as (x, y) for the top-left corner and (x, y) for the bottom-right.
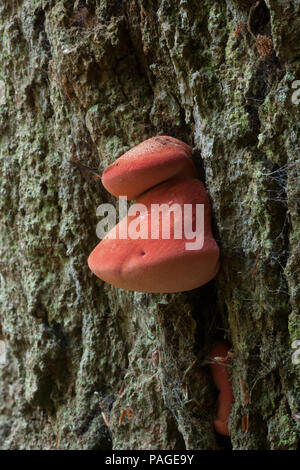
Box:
(208, 341), (234, 436)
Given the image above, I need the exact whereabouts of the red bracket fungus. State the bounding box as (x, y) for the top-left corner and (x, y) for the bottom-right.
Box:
(102, 136), (196, 200)
(88, 136), (220, 293)
(208, 341), (234, 436)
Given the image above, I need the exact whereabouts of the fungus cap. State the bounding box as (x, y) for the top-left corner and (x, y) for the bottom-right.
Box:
(88, 178), (220, 293)
(209, 341), (233, 436)
(102, 136), (195, 200)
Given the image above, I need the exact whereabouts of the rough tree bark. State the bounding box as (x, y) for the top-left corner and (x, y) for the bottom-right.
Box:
(0, 0), (299, 450)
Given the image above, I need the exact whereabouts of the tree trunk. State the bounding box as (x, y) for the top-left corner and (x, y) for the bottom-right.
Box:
(0, 0), (299, 450)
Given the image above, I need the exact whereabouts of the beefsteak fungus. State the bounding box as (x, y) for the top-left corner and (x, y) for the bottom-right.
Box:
(88, 136), (220, 293)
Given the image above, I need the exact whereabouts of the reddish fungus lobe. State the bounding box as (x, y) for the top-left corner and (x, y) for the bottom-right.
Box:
(102, 136), (195, 200)
(208, 341), (233, 436)
(88, 178), (219, 292)
(88, 136), (220, 293)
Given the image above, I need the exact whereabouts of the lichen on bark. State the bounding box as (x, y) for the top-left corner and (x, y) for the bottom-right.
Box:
(0, 0), (299, 450)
